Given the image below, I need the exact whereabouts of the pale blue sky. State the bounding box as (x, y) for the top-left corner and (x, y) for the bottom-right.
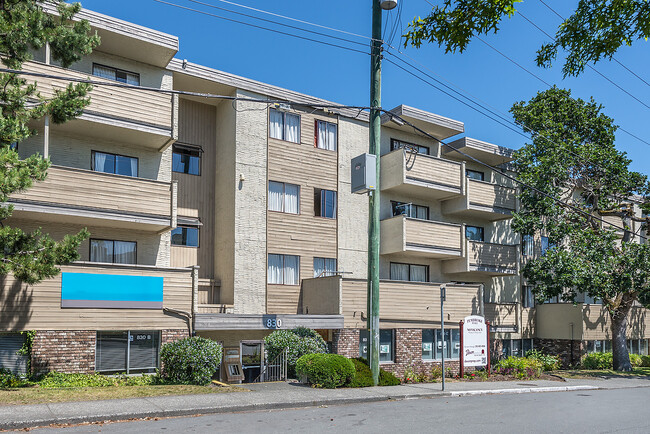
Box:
(79, 0), (650, 176)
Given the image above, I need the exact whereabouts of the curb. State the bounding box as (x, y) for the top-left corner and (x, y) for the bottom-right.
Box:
(0, 386), (597, 430)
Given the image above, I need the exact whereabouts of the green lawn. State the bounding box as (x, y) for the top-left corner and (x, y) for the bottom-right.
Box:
(0, 384), (242, 406)
(555, 367), (650, 379)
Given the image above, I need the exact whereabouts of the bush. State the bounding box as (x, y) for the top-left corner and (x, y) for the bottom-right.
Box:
(494, 356), (543, 379)
(0, 368), (31, 388)
(160, 336), (222, 385)
(641, 355), (650, 367)
(629, 354), (643, 367)
(296, 354), (355, 388)
(38, 372), (160, 388)
(264, 328), (327, 377)
(345, 358), (400, 387)
(525, 350), (562, 371)
(581, 352), (613, 370)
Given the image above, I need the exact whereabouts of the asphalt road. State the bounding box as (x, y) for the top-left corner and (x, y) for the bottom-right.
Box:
(31, 387), (650, 433)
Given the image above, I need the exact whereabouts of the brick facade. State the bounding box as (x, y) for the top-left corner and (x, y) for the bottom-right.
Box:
(332, 328), (360, 358)
(32, 330), (96, 374)
(161, 329), (189, 345)
(534, 338), (582, 367)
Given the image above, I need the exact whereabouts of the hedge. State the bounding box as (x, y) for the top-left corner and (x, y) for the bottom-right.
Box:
(264, 328), (327, 377)
(160, 337), (223, 385)
(346, 358), (400, 387)
(296, 353), (355, 388)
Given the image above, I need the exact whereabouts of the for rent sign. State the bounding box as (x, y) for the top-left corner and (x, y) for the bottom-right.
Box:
(463, 315), (488, 367)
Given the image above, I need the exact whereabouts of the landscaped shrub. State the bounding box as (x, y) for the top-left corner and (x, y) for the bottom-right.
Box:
(0, 368), (31, 388)
(264, 328), (327, 377)
(581, 352), (613, 370)
(494, 356), (543, 379)
(160, 336), (222, 385)
(38, 372), (160, 388)
(525, 349), (562, 371)
(629, 353), (643, 367)
(345, 358), (400, 387)
(641, 355), (650, 367)
(295, 353), (355, 388)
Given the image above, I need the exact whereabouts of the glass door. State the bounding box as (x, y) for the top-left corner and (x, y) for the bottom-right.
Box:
(241, 341), (263, 383)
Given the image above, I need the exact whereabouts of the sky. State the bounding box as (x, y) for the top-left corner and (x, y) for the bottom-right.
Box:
(78, 0), (650, 176)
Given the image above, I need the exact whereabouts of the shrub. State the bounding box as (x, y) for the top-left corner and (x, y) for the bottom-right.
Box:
(264, 328), (327, 377)
(641, 355), (650, 367)
(581, 352), (613, 370)
(494, 356), (543, 379)
(345, 358), (400, 387)
(38, 372), (160, 388)
(525, 350), (562, 371)
(0, 368), (31, 388)
(295, 354), (355, 388)
(160, 336), (222, 385)
(629, 353), (643, 367)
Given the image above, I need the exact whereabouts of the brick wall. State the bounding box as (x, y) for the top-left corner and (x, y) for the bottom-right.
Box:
(32, 330), (95, 374)
(534, 338), (582, 367)
(161, 329), (189, 345)
(332, 328), (359, 358)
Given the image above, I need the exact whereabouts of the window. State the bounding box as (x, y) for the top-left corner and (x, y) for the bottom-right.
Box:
(390, 262), (428, 282)
(96, 331), (159, 374)
(541, 236), (551, 255)
(359, 330), (395, 363)
(314, 188), (337, 218)
(422, 329), (461, 360)
(500, 339), (533, 358)
(465, 226), (484, 242)
(172, 144), (201, 175)
(583, 293), (601, 305)
(269, 109), (300, 143)
(90, 239), (136, 264)
(523, 285), (535, 308)
(587, 340), (613, 354)
(268, 181), (300, 214)
(92, 151), (138, 177)
(313, 257), (337, 277)
(171, 226), (199, 247)
(315, 120), (337, 151)
(522, 235), (534, 256)
(267, 254), (300, 285)
(391, 201), (429, 220)
(390, 138), (429, 155)
(522, 338), (534, 356)
(466, 169), (485, 181)
(93, 64), (140, 85)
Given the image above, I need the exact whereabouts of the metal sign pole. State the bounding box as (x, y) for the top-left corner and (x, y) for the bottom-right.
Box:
(459, 320), (464, 378)
(441, 284), (446, 391)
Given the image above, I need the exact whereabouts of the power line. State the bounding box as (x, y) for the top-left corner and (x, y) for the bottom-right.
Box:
(151, 0), (370, 56)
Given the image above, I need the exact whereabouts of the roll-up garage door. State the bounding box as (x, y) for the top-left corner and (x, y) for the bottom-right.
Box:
(0, 333), (27, 374)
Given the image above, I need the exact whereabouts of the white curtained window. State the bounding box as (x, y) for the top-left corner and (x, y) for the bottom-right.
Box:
(390, 263), (409, 281)
(269, 109), (283, 140)
(314, 257), (337, 277)
(268, 181), (299, 214)
(269, 109), (300, 143)
(268, 254), (299, 285)
(316, 120), (337, 151)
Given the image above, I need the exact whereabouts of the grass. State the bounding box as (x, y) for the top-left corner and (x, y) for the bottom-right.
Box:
(0, 384), (242, 406)
(555, 367), (650, 379)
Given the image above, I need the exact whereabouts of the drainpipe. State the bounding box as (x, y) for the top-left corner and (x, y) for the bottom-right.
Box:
(569, 322), (575, 366)
(479, 284), (485, 316)
(192, 265), (200, 335)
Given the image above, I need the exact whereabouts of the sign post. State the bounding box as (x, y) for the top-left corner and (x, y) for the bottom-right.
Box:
(440, 284), (446, 392)
(459, 320), (464, 378)
(461, 315), (489, 377)
(486, 321), (491, 377)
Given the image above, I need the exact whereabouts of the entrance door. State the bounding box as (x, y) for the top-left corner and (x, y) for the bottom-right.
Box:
(240, 341), (263, 383)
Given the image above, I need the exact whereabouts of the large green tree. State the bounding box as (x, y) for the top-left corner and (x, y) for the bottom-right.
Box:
(404, 0), (650, 77)
(511, 87), (650, 371)
(0, 0), (99, 283)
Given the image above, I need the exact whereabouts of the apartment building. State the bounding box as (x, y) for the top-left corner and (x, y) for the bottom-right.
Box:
(0, 6), (647, 378)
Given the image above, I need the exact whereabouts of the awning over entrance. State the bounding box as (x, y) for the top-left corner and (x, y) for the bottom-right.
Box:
(194, 314), (344, 331)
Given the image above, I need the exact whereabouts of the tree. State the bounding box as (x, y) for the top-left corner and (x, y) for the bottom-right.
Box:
(510, 87), (650, 371)
(404, 0), (650, 77)
(0, 1), (99, 283)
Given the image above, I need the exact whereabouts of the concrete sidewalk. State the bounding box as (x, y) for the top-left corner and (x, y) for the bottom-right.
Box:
(1, 376), (648, 430)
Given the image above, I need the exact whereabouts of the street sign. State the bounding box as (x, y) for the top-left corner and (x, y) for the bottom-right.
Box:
(462, 315), (488, 367)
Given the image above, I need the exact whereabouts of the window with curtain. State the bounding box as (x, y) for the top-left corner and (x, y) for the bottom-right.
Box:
(390, 138), (429, 155)
(313, 257), (337, 277)
(466, 169), (485, 181)
(92, 64), (140, 85)
(172, 144), (201, 175)
(391, 201), (429, 220)
(267, 254), (300, 285)
(90, 239), (136, 264)
(465, 226), (484, 242)
(314, 188), (337, 218)
(522, 235), (534, 256)
(522, 285), (535, 308)
(268, 181), (299, 214)
(92, 151), (138, 177)
(390, 262), (428, 282)
(269, 109), (300, 143)
(315, 120), (337, 151)
(171, 226), (199, 247)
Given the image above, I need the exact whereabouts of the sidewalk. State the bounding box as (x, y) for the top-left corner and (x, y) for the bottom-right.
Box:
(1, 376), (648, 430)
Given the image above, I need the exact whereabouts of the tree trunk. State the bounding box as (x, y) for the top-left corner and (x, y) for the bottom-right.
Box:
(610, 304), (632, 372)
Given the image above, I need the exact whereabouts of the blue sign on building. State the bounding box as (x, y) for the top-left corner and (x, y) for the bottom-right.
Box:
(61, 272), (164, 309)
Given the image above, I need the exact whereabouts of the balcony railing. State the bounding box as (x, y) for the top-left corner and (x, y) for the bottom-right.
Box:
(10, 165), (175, 229)
(381, 150), (463, 199)
(442, 178), (516, 221)
(444, 240), (518, 276)
(380, 215), (463, 259)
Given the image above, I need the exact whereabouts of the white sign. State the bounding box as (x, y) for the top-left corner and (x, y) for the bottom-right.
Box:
(463, 315), (488, 367)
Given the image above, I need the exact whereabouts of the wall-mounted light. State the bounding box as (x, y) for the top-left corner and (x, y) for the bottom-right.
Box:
(239, 173), (246, 182)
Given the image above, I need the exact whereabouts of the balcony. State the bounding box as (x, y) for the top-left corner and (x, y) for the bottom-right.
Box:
(9, 165), (176, 231)
(0, 262), (193, 330)
(380, 215), (463, 259)
(443, 240), (518, 276)
(442, 178), (516, 221)
(23, 61), (176, 149)
(381, 150), (463, 199)
(341, 279), (482, 328)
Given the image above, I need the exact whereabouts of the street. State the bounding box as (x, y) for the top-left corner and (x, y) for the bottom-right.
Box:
(30, 387), (650, 433)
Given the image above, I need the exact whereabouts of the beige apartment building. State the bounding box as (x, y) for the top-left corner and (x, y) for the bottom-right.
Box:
(0, 6), (648, 378)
